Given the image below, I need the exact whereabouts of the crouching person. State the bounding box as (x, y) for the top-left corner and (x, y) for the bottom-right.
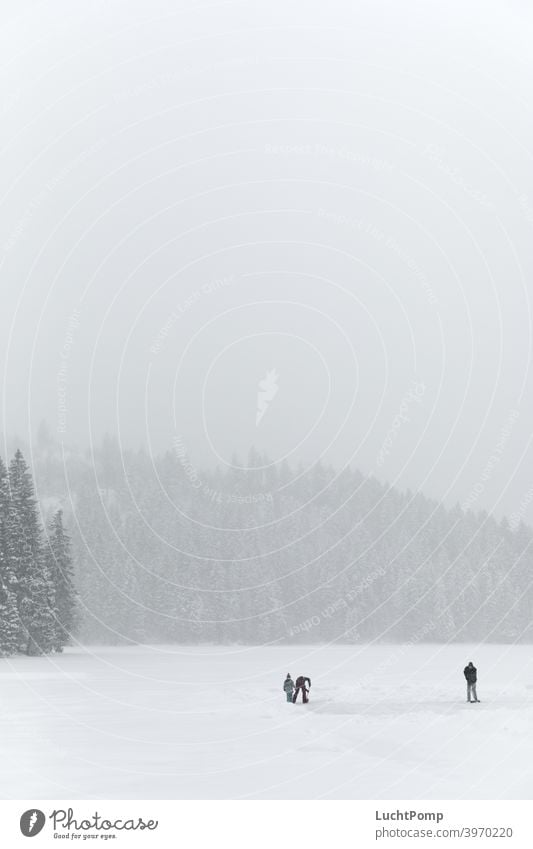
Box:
(292, 675), (311, 703)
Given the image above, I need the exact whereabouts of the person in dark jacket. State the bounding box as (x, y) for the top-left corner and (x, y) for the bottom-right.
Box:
(292, 675), (311, 703)
(283, 674), (295, 702)
(464, 661), (480, 702)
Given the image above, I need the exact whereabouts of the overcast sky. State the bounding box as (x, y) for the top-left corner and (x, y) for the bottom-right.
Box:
(1, 0), (533, 523)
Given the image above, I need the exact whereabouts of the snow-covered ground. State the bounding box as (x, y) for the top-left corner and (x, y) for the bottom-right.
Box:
(1, 643), (532, 799)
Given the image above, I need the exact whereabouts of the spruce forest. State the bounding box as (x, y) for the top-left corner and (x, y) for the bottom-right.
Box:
(0, 429), (530, 654)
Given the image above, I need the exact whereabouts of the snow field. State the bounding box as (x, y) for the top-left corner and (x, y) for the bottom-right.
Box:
(1, 643), (532, 799)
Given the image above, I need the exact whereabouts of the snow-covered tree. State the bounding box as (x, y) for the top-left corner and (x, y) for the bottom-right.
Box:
(0, 457), (21, 655)
(8, 450), (55, 655)
(44, 510), (77, 651)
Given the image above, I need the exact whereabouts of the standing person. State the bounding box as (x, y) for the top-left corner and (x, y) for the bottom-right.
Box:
(292, 675), (311, 704)
(464, 661), (480, 702)
(283, 674), (295, 703)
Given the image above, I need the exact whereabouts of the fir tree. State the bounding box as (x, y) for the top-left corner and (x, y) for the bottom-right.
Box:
(8, 450), (55, 655)
(44, 510), (78, 651)
(0, 457), (21, 655)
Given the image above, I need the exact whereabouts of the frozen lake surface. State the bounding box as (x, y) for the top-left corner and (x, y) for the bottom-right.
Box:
(1, 644), (532, 799)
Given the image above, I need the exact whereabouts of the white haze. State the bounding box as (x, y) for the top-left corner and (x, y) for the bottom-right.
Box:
(1, 0), (533, 523)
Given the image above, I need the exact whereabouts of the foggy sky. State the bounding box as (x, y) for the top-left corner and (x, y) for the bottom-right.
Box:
(1, 0), (533, 523)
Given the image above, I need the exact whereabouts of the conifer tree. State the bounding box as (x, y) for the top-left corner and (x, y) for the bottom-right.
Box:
(0, 457), (21, 655)
(44, 510), (78, 651)
(8, 450), (55, 655)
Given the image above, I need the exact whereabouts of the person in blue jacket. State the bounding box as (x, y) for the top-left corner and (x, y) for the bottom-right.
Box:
(283, 674), (295, 702)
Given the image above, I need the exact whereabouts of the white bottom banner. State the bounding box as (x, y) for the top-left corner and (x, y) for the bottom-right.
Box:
(2, 800), (532, 848)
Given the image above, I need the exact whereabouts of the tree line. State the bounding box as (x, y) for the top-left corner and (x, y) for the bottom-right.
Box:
(62, 438), (532, 646)
(2, 430), (532, 650)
